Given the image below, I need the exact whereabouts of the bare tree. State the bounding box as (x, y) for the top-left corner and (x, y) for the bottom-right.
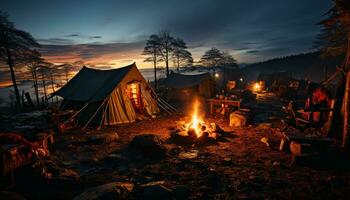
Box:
(158, 30), (175, 77)
(143, 34), (161, 89)
(172, 38), (193, 71)
(37, 62), (53, 103)
(0, 11), (40, 107)
(57, 63), (74, 83)
(20, 50), (44, 106)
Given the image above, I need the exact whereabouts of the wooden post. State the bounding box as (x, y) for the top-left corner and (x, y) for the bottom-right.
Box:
(325, 99), (336, 137)
(341, 33), (350, 148)
(342, 71), (350, 148)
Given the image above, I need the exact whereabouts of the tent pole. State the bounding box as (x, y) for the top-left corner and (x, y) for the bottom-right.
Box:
(158, 97), (178, 112)
(62, 103), (89, 125)
(98, 99), (109, 130)
(158, 100), (174, 113)
(83, 99), (108, 129)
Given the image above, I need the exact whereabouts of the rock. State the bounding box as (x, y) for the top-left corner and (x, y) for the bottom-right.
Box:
(256, 123), (272, 129)
(73, 182), (134, 200)
(195, 133), (216, 146)
(178, 150), (199, 159)
(172, 185), (190, 200)
(133, 182), (173, 200)
(169, 132), (194, 145)
(87, 132), (119, 144)
(187, 128), (197, 140)
(209, 123), (225, 134)
(128, 134), (167, 160)
(229, 110), (250, 127)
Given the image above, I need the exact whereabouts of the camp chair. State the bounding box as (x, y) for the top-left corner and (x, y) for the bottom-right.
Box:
(281, 100), (335, 135)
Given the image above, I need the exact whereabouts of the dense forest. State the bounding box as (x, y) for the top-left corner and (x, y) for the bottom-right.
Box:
(242, 51), (343, 82)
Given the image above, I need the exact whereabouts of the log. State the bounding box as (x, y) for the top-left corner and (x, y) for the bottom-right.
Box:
(290, 141), (312, 156)
(73, 182), (134, 200)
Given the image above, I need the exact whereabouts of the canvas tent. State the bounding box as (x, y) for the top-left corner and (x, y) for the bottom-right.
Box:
(162, 72), (214, 101)
(53, 63), (159, 126)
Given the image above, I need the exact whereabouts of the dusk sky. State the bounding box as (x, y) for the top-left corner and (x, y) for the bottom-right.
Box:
(1, 0), (332, 68)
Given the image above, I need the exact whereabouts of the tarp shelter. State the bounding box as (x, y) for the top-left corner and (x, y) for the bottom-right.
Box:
(53, 63), (159, 126)
(162, 72), (214, 101)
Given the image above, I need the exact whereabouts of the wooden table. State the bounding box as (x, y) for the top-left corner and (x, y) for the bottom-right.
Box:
(207, 99), (242, 115)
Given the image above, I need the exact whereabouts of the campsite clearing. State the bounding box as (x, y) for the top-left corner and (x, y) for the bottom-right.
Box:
(9, 93), (350, 200)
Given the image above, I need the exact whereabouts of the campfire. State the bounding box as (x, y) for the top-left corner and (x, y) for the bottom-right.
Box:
(186, 100), (205, 138)
(169, 100), (227, 145)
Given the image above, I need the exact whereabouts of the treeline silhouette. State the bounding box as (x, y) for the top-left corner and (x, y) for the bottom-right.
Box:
(242, 51), (343, 82)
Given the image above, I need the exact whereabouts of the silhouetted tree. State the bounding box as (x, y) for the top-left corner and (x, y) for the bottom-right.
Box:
(143, 34), (161, 89)
(318, 0), (350, 148)
(158, 30), (175, 77)
(57, 63), (73, 83)
(37, 62), (52, 103)
(220, 51), (238, 68)
(21, 50), (44, 106)
(200, 48), (223, 70)
(172, 38), (193, 71)
(0, 11), (40, 107)
(47, 64), (58, 103)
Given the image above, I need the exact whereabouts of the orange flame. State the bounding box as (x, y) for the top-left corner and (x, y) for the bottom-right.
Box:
(188, 100), (203, 137)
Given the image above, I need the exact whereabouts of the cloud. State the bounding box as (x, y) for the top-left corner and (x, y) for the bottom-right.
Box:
(64, 33), (81, 37)
(89, 35), (102, 39)
(37, 37), (75, 45)
(247, 50), (259, 54)
(39, 41), (145, 66)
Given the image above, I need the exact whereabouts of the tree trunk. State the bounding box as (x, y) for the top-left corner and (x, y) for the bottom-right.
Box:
(6, 47), (21, 107)
(153, 51), (157, 89)
(64, 67), (69, 83)
(41, 70), (47, 103)
(32, 69), (40, 106)
(342, 71), (350, 148)
(177, 55), (180, 72)
(50, 72), (55, 103)
(165, 49), (169, 77)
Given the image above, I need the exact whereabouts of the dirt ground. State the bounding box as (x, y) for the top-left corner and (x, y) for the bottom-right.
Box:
(7, 93), (350, 200)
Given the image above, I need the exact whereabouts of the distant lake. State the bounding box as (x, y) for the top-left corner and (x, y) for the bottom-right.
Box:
(0, 67), (209, 106)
